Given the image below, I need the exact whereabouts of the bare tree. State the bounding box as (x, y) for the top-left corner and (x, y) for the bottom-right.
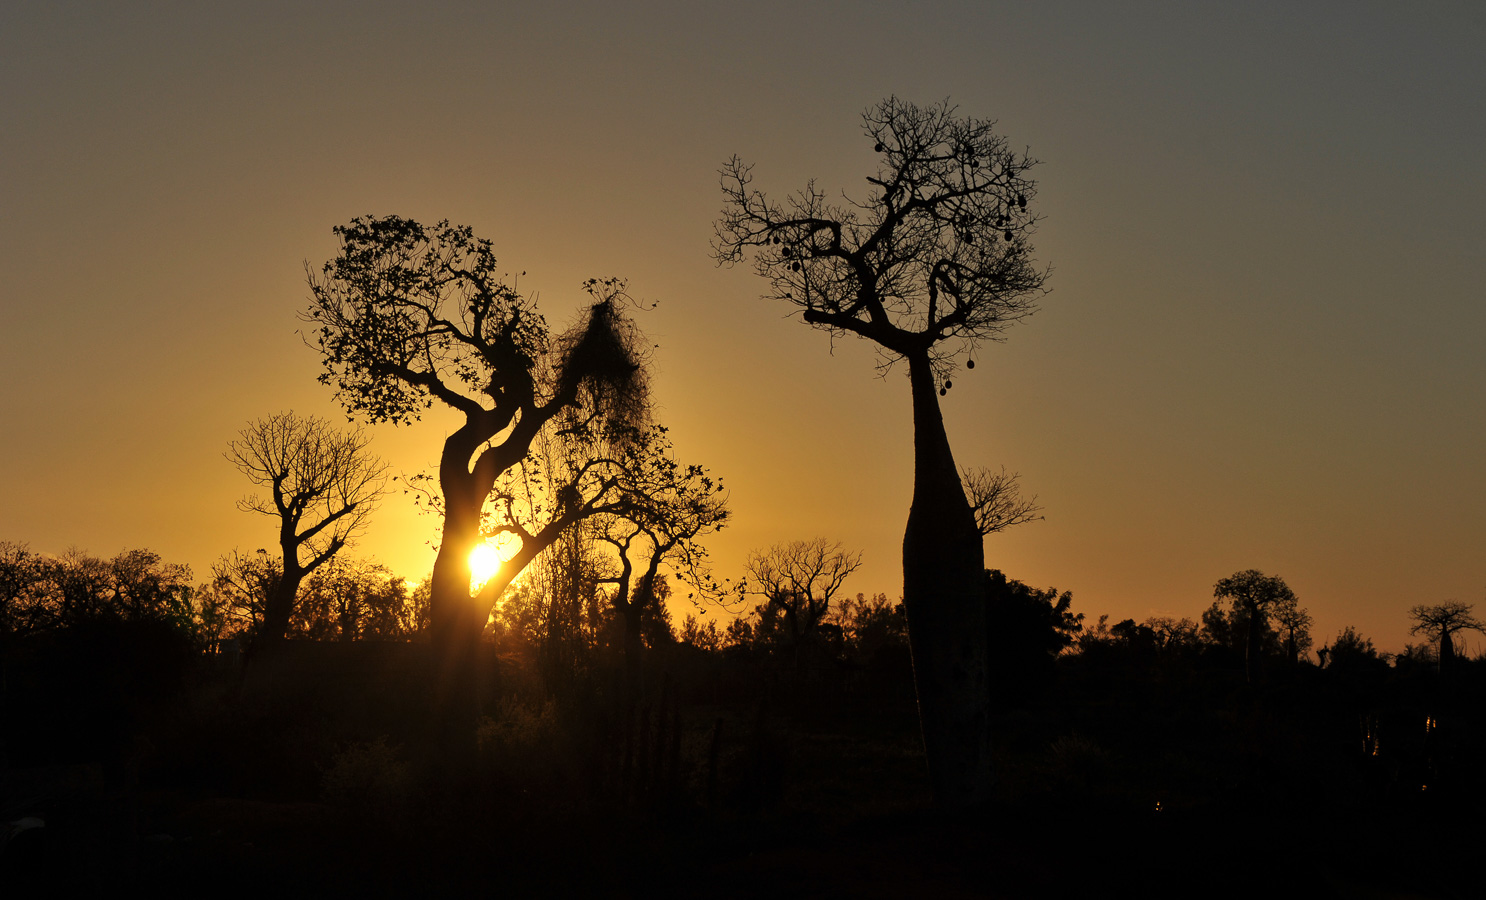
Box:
(1409, 601), (1484, 673)
(1271, 592), (1313, 670)
(210, 548), (281, 638)
(303, 218), (650, 711)
(1213, 569), (1297, 684)
(714, 97), (1048, 804)
(743, 539), (863, 667)
(227, 411), (388, 647)
(962, 466), (1043, 536)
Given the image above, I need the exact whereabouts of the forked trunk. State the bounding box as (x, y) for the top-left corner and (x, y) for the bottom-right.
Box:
(901, 352), (990, 806)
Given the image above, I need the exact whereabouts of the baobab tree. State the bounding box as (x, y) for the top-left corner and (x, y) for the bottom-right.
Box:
(226, 412), (387, 648)
(1213, 569), (1298, 684)
(714, 97), (1048, 805)
(1409, 601), (1484, 674)
(303, 217), (650, 710)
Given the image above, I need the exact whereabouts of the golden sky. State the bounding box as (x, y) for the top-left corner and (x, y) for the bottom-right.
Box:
(2, 2), (1482, 651)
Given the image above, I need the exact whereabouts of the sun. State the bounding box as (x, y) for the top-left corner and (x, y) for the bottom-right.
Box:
(468, 542), (503, 589)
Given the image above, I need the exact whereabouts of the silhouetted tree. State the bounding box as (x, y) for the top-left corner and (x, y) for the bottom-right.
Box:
(714, 97), (1048, 804)
(1213, 569), (1297, 684)
(305, 218), (650, 715)
(210, 549), (281, 639)
(1271, 592), (1314, 670)
(227, 412), (388, 648)
(292, 556), (412, 641)
(0, 545), (194, 636)
(743, 539), (862, 670)
(520, 519), (612, 692)
(1408, 601), (1484, 674)
(985, 570), (1081, 698)
(678, 613), (724, 653)
(589, 426), (729, 700)
(1323, 625), (1389, 679)
(963, 467), (1043, 535)
(0, 542), (53, 638)
(836, 592), (909, 669)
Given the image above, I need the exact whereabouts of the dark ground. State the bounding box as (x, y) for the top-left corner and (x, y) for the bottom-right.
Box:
(3, 639), (1482, 898)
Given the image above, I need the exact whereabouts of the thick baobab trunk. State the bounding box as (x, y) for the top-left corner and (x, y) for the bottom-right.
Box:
(901, 352), (991, 807)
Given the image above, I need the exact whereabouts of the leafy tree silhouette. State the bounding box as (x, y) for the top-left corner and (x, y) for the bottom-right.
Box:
(304, 217), (651, 725)
(714, 97), (1049, 804)
(1212, 569), (1297, 684)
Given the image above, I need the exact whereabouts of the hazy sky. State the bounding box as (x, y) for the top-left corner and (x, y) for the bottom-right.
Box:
(3, 2), (1482, 652)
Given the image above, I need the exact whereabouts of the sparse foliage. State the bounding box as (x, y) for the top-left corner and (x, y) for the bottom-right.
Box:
(1408, 601), (1484, 673)
(962, 466), (1043, 536)
(304, 217), (652, 703)
(714, 97), (1050, 804)
(743, 539), (862, 665)
(713, 96), (1048, 381)
(227, 412), (388, 646)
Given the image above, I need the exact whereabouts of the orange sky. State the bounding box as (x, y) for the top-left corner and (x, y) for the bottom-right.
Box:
(3, 3), (1483, 652)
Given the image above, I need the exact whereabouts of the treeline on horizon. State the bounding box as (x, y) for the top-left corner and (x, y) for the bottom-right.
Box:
(1, 537), (1462, 672)
(5, 535), (1484, 892)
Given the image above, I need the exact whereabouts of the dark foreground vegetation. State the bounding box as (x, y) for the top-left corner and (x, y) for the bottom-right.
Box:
(3, 545), (1481, 898)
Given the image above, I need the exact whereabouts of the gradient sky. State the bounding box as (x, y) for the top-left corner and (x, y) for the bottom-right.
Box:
(3, 2), (1482, 653)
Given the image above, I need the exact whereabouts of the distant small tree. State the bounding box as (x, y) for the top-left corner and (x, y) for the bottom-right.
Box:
(1323, 625), (1389, 678)
(292, 556), (411, 641)
(743, 539), (863, 669)
(210, 549), (282, 640)
(1213, 569), (1297, 684)
(678, 614), (723, 653)
(836, 592), (909, 668)
(227, 412), (388, 648)
(1408, 601), (1484, 674)
(518, 422), (729, 700)
(1271, 592), (1314, 669)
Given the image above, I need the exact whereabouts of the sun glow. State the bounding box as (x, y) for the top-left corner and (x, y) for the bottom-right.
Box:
(469, 542), (504, 590)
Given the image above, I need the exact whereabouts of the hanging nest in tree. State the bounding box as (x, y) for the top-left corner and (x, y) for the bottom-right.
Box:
(555, 298), (651, 442)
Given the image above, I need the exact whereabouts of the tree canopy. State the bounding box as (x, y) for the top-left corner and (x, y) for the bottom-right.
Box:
(714, 96), (1048, 383)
